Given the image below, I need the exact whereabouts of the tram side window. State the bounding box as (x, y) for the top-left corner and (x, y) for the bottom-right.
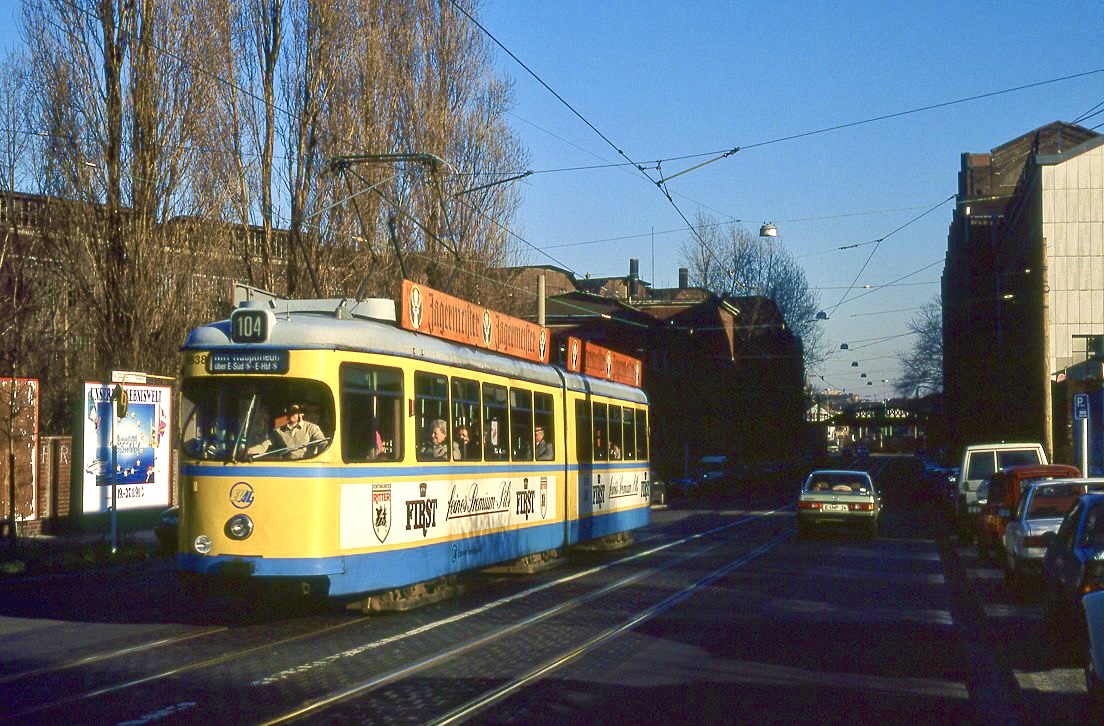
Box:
(608, 406), (623, 460)
(622, 407), (636, 460)
(593, 402), (609, 461)
(534, 392), (555, 460)
(575, 400), (592, 463)
(340, 364), (402, 462)
(483, 383), (509, 461)
(636, 409), (649, 461)
(451, 377), (481, 461)
(415, 372), (450, 461)
(510, 388), (534, 461)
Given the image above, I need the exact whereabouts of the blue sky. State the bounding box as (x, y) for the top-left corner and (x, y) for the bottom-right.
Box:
(2, 0), (1103, 397)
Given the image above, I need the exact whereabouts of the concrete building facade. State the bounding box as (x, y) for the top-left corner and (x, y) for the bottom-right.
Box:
(943, 122), (1104, 460)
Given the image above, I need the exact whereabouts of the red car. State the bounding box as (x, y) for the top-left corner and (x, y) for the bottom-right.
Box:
(977, 464), (1080, 561)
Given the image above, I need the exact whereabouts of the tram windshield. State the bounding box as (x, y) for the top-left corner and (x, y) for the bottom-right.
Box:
(180, 378), (335, 462)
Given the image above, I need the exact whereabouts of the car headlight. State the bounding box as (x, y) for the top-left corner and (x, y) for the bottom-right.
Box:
(194, 535), (212, 554)
(226, 514), (254, 540)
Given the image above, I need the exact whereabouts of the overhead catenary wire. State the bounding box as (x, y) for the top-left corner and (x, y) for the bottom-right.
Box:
(823, 197), (954, 317)
(447, 0), (748, 290)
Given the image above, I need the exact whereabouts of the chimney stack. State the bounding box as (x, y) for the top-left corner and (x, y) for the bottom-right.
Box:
(628, 258), (639, 297)
(678, 267), (689, 289)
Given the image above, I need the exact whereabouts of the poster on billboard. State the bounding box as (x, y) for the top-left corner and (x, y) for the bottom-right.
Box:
(81, 381), (172, 514)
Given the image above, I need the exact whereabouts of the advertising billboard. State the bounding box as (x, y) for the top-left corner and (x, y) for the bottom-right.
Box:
(80, 381), (173, 514)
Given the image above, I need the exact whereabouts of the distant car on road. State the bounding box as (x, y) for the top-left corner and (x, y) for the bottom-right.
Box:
(1042, 492), (1104, 626)
(856, 445), (870, 458)
(797, 469), (881, 538)
(826, 443), (840, 455)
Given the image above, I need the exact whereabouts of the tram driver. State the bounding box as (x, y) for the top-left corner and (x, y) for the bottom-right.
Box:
(248, 403), (327, 460)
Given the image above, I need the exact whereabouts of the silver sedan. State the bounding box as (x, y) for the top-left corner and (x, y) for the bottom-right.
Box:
(798, 469), (881, 537)
(1003, 478), (1104, 580)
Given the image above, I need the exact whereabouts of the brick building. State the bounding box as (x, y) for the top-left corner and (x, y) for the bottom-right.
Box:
(522, 261), (806, 480)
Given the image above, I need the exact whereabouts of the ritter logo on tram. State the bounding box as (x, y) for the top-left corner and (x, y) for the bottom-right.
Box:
(406, 481), (438, 537)
(372, 483), (391, 543)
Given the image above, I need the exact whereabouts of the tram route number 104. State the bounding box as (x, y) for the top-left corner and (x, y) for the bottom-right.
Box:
(230, 309), (273, 343)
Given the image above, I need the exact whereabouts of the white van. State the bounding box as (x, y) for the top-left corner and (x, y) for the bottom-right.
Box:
(956, 442), (1047, 540)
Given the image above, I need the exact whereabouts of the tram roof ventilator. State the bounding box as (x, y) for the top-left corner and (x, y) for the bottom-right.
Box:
(237, 297), (397, 324)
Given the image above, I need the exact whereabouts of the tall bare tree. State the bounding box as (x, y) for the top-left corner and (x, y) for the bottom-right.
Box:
(23, 0), (221, 376)
(895, 297), (943, 398)
(680, 212), (825, 369)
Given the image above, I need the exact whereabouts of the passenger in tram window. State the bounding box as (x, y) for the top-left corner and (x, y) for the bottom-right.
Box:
(452, 425), (471, 460)
(594, 428), (607, 460)
(419, 419), (449, 461)
(248, 403), (326, 460)
(365, 428), (392, 460)
(609, 442), (622, 460)
(534, 424), (554, 460)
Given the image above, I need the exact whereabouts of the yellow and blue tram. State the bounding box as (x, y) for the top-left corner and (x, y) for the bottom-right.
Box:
(177, 297), (650, 597)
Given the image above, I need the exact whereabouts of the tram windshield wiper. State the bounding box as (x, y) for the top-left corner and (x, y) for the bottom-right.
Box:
(248, 436), (333, 461)
(230, 392), (258, 463)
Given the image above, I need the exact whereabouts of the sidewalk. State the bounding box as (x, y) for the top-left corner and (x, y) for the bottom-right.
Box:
(0, 527), (167, 580)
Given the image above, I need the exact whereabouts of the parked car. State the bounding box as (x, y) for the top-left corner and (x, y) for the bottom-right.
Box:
(697, 456), (730, 487)
(1084, 589), (1104, 700)
(1041, 493), (1104, 626)
(1002, 479), (1091, 580)
(977, 464), (1081, 562)
(797, 469), (881, 537)
(956, 443), (1048, 543)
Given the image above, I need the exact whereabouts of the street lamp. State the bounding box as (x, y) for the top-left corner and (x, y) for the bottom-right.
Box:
(759, 223), (778, 237)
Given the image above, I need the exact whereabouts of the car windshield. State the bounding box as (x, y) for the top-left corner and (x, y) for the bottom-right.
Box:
(1026, 483), (1082, 520)
(805, 473), (871, 493)
(180, 377), (335, 461)
(1019, 476), (1058, 492)
(1079, 505), (1104, 548)
(998, 449), (1042, 468)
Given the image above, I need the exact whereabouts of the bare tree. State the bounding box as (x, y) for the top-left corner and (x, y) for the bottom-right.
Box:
(23, 0), (221, 376)
(680, 212), (825, 369)
(895, 297), (943, 398)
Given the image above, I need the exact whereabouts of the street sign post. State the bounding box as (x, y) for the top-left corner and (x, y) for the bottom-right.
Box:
(1074, 393), (1090, 477)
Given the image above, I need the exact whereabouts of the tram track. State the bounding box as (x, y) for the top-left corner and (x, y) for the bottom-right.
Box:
(5, 502), (792, 724)
(262, 520), (794, 724)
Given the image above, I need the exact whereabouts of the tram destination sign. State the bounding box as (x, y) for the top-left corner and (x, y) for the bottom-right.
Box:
(206, 350), (290, 374)
(565, 336), (642, 388)
(400, 279), (550, 364)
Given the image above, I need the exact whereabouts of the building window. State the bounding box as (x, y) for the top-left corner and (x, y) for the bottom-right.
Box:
(1073, 335), (1103, 365)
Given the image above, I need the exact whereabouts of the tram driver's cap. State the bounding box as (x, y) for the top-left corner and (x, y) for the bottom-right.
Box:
(286, 404), (303, 414)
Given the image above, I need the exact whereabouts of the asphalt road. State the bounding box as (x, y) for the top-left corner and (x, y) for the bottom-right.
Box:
(0, 455), (1094, 724)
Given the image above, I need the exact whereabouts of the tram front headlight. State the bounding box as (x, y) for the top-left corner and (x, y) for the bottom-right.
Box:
(226, 514), (254, 540)
(194, 534), (212, 554)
